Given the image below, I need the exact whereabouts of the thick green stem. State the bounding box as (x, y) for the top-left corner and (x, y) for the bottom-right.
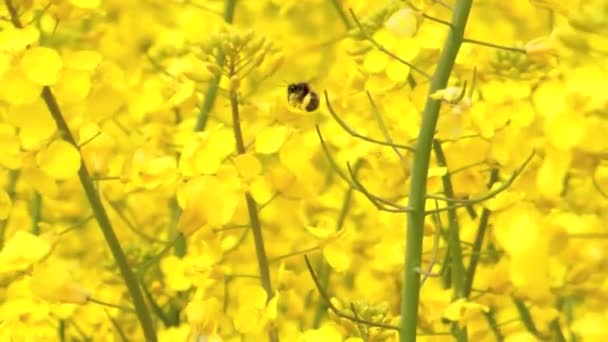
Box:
(194, 0), (238, 132)
(229, 89), (278, 342)
(400, 1), (472, 341)
(41, 88), (157, 342)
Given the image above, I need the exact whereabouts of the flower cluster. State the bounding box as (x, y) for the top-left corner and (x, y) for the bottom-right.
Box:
(1, 0), (608, 341)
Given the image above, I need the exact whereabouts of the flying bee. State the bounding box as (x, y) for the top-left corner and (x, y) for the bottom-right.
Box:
(287, 82), (319, 112)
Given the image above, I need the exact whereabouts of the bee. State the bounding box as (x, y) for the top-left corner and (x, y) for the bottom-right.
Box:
(287, 82), (319, 112)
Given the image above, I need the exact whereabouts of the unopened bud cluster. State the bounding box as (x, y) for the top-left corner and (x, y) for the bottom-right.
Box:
(199, 26), (280, 90)
(489, 45), (554, 80)
(349, 1), (403, 40)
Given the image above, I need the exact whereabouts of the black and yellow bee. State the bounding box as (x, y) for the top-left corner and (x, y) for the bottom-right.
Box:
(287, 82), (319, 112)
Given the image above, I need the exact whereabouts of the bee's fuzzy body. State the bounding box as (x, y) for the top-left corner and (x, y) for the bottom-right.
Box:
(287, 82), (319, 112)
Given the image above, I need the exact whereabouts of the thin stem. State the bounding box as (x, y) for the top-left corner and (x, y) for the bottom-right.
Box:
(549, 319), (566, 342)
(324, 91), (415, 152)
(405, 1), (453, 27)
(269, 245), (321, 264)
(425, 150), (535, 205)
(418, 200), (443, 286)
(433, 140), (467, 341)
(433, 141), (465, 297)
(591, 170), (608, 199)
(367, 91), (410, 165)
(140, 280), (172, 327)
(462, 38), (526, 53)
(316, 126), (412, 213)
(513, 298), (540, 337)
(105, 309), (129, 342)
(304, 255), (400, 331)
(312, 161), (361, 327)
(349, 9), (433, 80)
(464, 169), (499, 297)
(108, 201), (173, 244)
(329, 0), (352, 29)
(484, 309), (504, 341)
(194, 0), (237, 131)
(229, 87), (278, 342)
(0, 125), (20, 247)
(400, 1), (473, 341)
(29, 192), (42, 235)
(88, 297), (135, 312)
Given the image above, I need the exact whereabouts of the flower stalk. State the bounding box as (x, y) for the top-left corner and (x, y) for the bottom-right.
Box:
(194, 0), (238, 132)
(400, 1), (473, 341)
(229, 85), (278, 342)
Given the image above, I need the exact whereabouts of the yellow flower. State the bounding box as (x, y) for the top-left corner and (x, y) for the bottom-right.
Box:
(0, 231), (51, 275)
(36, 139), (82, 180)
(300, 323), (343, 342)
(20, 47), (64, 86)
(442, 298), (490, 327)
(233, 285), (279, 334)
(177, 175), (241, 235)
(30, 259), (90, 305)
(186, 297), (222, 337)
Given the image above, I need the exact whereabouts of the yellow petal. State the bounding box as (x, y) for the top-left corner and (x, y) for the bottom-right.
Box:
(363, 49), (389, 73)
(0, 26), (39, 51)
(233, 153), (261, 181)
(0, 230), (51, 274)
(324, 241), (351, 272)
(250, 176), (273, 204)
(63, 50), (102, 71)
(186, 297), (221, 336)
(20, 47), (63, 85)
(160, 256), (191, 291)
(301, 324), (343, 342)
(69, 0), (101, 8)
(22, 167), (59, 198)
(256, 125), (289, 154)
(536, 153), (571, 198)
(52, 69), (91, 104)
(30, 259), (90, 304)
(7, 102), (56, 150)
(0, 69), (42, 106)
(36, 140), (82, 180)
(385, 8), (419, 38)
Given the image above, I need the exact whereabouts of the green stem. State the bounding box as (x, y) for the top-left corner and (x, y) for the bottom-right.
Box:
(312, 161), (360, 327)
(484, 309), (504, 341)
(0, 170), (19, 248)
(434, 140), (466, 341)
(229, 89), (278, 342)
(58, 319), (66, 342)
(400, 1), (472, 341)
(328, 0), (352, 29)
(464, 169), (499, 297)
(30, 191), (42, 235)
(194, 0), (237, 132)
(513, 297), (539, 336)
(432, 140), (466, 298)
(41, 87), (157, 342)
